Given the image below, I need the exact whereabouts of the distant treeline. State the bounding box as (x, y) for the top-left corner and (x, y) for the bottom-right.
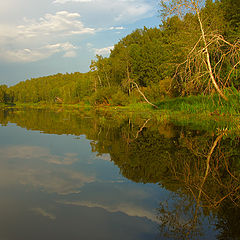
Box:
(1, 0), (239, 105)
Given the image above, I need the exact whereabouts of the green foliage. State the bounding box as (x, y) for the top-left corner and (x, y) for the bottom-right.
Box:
(0, 85), (7, 103)
(89, 87), (130, 106)
(89, 87), (113, 105)
(144, 77), (173, 102)
(4, 0), (240, 110)
(110, 91), (129, 106)
(220, 0), (240, 40)
(9, 72), (95, 104)
(157, 92), (240, 115)
(0, 85), (14, 103)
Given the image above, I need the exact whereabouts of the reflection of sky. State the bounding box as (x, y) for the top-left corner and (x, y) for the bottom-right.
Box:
(0, 123), (163, 240)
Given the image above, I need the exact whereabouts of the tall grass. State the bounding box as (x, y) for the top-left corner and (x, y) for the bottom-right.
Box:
(156, 92), (240, 115)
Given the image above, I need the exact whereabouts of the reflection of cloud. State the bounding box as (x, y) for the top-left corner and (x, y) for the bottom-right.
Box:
(31, 208), (56, 220)
(57, 179), (161, 223)
(0, 145), (48, 159)
(0, 145), (78, 165)
(48, 153), (79, 165)
(0, 145), (95, 195)
(59, 200), (158, 223)
(20, 168), (95, 195)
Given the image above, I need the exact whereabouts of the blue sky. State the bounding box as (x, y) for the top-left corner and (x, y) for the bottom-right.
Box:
(0, 0), (161, 86)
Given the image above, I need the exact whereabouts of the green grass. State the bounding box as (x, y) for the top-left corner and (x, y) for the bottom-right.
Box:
(122, 102), (154, 111)
(2, 93), (240, 132)
(4, 91), (240, 116)
(1, 95), (240, 135)
(156, 93), (240, 116)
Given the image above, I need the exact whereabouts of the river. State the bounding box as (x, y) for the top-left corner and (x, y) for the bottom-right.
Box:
(0, 108), (239, 240)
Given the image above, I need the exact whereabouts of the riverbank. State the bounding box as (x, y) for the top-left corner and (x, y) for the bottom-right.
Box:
(1, 94), (240, 134)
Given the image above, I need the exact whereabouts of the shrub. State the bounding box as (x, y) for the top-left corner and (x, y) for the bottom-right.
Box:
(89, 88), (112, 106)
(110, 91), (129, 106)
(144, 77), (173, 102)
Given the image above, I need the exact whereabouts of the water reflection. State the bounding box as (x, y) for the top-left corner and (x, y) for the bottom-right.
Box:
(0, 108), (239, 240)
(0, 144), (95, 194)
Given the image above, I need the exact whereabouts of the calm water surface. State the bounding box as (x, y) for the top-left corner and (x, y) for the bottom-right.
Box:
(0, 108), (239, 240)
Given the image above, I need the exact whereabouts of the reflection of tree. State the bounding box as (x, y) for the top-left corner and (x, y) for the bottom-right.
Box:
(175, 131), (240, 209)
(157, 130), (240, 240)
(104, 122), (240, 239)
(110, 125), (180, 184)
(157, 194), (203, 240)
(216, 198), (240, 240)
(0, 108), (13, 126)
(0, 108), (240, 239)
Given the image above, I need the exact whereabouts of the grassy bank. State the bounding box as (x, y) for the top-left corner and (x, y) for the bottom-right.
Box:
(156, 93), (240, 115)
(3, 91), (240, 114)
(1, 93), (240, 133)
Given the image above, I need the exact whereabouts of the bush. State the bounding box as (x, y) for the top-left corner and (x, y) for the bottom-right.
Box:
(89, 88), (112, 106)
(144, 78), (173, 102)
(110, 91), (129, 106)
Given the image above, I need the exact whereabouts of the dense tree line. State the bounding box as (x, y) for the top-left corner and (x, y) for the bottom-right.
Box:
(4, 72), (95, 104)
(0, 85), (14, 103)
(0, 0), (239, 105)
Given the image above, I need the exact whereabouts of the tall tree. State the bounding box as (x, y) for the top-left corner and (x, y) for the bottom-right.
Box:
(160, 0), (240, 100)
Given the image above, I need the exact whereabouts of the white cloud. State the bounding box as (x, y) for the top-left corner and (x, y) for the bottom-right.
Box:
(109, 26), (125, 30)
(87, 44), (113, 57)
(54, 0), (92, 3)
(63, 50), (77, 58)
(94, 46), (114, 56)
(114, 3), (152, 22)
(17, 11), (94, 37)
(0, 11), (94, 63)
(97, 26), (125, 32)
(1, 42), (77, 62)
(86, 43), (93, 48)
(52, 0), (155, 25)
(0, 1), (156, 64)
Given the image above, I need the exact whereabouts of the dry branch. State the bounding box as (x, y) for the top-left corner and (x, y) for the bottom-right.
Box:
(131, 81), (158, 108)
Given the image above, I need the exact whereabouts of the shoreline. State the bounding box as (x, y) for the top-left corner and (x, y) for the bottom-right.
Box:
(1, 101), (239, 134)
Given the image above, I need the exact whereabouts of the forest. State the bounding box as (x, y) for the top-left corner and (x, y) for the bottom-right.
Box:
(0, 0), (239, 111)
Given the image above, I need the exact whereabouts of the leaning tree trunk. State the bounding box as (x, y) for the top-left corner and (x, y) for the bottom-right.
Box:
(196, 9), (228, 101)
(131, 81), (158, 108)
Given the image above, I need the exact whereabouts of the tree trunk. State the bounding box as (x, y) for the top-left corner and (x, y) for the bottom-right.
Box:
(131, 81), (158, 108)
(126, 63), (131, 95)
(196, 10), (228, 101)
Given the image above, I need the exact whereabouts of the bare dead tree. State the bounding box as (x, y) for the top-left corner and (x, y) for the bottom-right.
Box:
(135, 118), (151, 139)
(131, 81), (158, 108)
(160, 0), (240, 100)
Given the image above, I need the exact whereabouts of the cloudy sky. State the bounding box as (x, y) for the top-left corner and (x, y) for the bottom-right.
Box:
(0, 0), (160, 86)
